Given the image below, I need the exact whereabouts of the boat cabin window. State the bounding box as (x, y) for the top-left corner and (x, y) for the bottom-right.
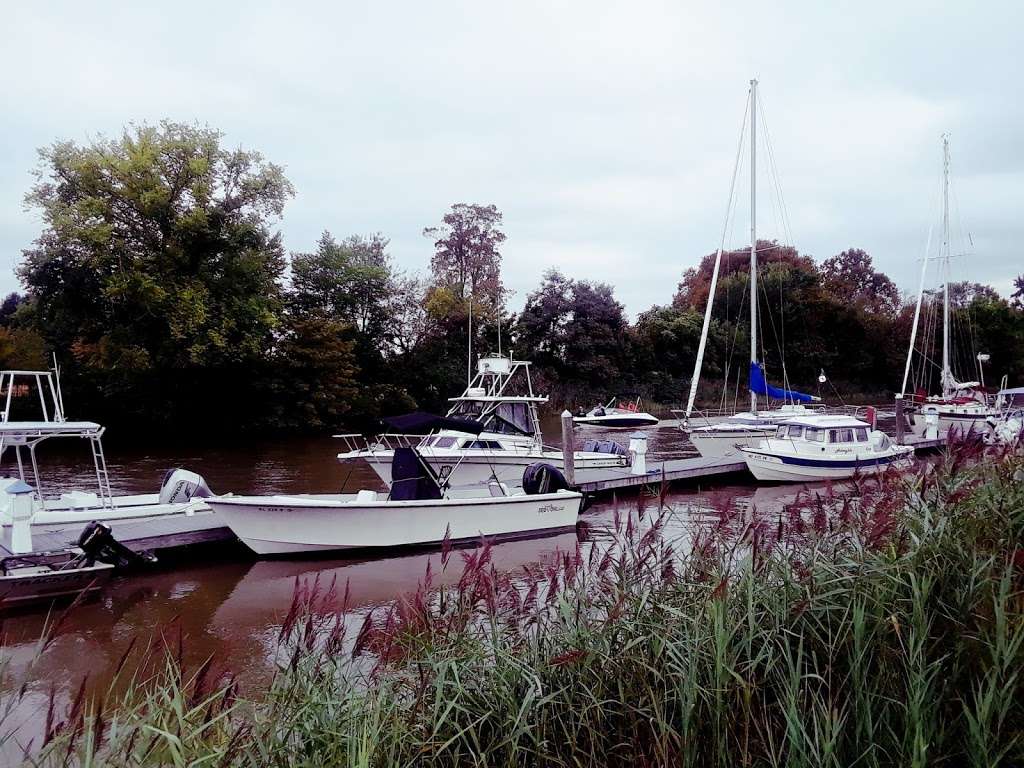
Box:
(788, 426), (804, 439)
(804, 427), (824, 442)
(829, 429), (854, 443)
(855, 428), (869, 442)
(463, 439), (504, 450)
(432, 436), (458, 448)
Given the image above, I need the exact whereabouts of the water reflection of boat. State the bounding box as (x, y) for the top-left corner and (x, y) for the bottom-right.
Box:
(211, 531), (579, 630)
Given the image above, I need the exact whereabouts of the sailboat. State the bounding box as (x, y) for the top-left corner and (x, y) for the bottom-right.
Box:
(680, 80), (821, 459)
(902, 136), (998, 437)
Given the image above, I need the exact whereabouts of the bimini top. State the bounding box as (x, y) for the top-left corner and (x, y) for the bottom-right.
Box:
(997, 387), (1024, 396)
(382, 411), (483, 435)
(780, 414), (869, 429)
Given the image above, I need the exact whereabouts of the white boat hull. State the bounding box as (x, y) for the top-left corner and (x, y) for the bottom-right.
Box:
(687, 428), (776, 458)
(909, 410), (993, 437)
(741, 447), (914, 482)
(352, 451), (625, 489)
(208, 490), (584, 556)
(573, 414), (659, 429)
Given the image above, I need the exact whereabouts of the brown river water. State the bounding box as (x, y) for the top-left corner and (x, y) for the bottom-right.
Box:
(0, 418), (873, 757)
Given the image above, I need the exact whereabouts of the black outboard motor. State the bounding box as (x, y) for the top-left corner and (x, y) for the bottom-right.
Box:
(77, 521), (157, 569)
(522, 463), (573, 495)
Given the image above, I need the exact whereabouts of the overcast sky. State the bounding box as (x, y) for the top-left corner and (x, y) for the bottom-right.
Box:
(2, 1), (1021, 317)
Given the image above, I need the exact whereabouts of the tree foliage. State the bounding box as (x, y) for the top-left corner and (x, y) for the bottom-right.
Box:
(424, 203), (506, 314)
(20, 121), (292, 376)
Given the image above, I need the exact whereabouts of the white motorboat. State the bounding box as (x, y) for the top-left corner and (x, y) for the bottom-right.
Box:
(677, 80), (822, 459)
(337, 356), (629, 488)
(573, 395), (660, 429)
(900, 137), (1003, 438)
(0, 369), (213, 533)
(209, 448), (584, 556)
(740, 415), (914, 482)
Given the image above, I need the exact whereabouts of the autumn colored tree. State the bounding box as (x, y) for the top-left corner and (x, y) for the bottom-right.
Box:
(821, 248), (901, 315)
(424, 203), (506, 313)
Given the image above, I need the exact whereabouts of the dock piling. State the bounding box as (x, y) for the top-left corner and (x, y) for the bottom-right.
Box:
(560, 410), (576, 487)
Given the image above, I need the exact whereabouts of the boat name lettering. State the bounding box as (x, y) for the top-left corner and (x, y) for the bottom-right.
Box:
(537, 504), (564, 515)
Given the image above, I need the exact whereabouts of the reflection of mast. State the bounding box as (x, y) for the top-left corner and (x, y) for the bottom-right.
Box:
(749, 79), (759, 415)
(941, 134), (951, 396)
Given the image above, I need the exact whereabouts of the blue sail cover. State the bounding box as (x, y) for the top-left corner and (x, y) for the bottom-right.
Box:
(748, 362), (816, 403)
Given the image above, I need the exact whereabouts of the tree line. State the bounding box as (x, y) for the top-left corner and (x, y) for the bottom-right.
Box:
(2, 121), (1022, 436)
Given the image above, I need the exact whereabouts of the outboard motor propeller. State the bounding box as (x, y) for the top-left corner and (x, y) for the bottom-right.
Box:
(159, 469), (214, 505)
(77, 521), (157, 569)
(522, 463), (573, 495)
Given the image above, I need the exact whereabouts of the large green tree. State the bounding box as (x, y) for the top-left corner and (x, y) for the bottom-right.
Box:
(20, 121), (292, 374)
(17, 121), (293, 428)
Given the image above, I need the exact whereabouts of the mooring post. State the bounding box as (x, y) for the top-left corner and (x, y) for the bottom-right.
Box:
(560, 410), (576, 487)
(894, 394), (905, 444)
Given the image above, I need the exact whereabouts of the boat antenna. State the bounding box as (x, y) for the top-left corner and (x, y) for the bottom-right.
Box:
(467, 292), (473, 387)
(749, 78), (759, 416)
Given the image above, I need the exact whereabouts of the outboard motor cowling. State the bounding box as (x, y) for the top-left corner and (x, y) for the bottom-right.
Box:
(522, 463), (573, 495)
(77, 521), (157, 569)
(159, 469), (214, 505)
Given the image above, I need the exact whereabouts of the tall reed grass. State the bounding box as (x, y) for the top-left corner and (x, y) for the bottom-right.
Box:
(14, 440), (1024, 766)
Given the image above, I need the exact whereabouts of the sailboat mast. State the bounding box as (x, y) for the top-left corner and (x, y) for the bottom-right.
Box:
(749, 79), (758, 414)
(941, 134), (951, 397)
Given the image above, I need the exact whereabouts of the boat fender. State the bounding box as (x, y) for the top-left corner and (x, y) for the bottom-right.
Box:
(159, 469), (215, 504)
(77, 521), (157, 569)
(522, 463), (572, 495)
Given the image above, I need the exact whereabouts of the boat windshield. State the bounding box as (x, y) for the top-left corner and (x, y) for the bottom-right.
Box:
(448, 400), (536, 436)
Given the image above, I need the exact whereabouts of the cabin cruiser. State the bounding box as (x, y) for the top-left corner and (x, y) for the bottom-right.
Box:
(740, 414), (914, 482)
(0, 369), (213, 535)
(574, 395), (659, 429)
(208, 446), (584, 556)
(337, 356), (629, 488)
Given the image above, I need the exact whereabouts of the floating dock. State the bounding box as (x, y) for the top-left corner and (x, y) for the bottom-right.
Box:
(573, 455), (746, 493)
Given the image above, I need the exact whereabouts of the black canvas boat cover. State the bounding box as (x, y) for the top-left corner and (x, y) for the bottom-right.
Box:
(388, 447), (445, 501)
(382, 411), (484, 435)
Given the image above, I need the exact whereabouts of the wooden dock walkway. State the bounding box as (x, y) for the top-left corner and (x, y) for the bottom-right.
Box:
(573, 455), (746, 493)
